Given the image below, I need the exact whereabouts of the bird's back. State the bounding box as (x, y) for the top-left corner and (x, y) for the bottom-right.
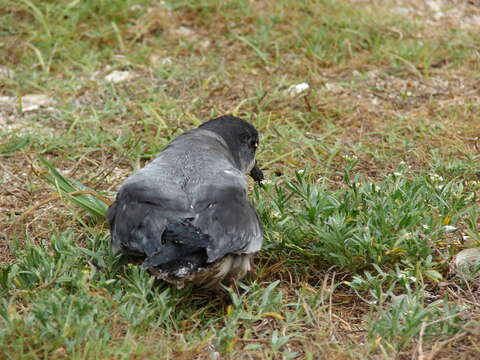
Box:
(122, 129), (237, 203)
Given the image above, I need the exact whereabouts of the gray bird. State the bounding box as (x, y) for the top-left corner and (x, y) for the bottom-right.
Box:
(107, 115), (264, 288)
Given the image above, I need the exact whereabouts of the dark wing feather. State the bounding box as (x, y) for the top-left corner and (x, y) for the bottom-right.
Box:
(107, 183), (189, 257)
(141, 219), (211, 268)
(191, 175), (263, 263)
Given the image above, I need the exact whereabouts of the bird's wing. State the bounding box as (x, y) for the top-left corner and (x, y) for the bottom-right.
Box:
(190, 169), (263, 263)
(107, 178), (190, 257)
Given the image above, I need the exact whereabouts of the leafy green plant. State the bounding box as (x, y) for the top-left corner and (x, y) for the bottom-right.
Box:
(263, 167), (476, 274)
(367, 292), (465, 354)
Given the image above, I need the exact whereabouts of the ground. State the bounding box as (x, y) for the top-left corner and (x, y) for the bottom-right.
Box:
(1, 0), (480, 359)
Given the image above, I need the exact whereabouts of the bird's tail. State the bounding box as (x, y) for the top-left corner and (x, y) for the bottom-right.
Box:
(141, 219), (210, 271)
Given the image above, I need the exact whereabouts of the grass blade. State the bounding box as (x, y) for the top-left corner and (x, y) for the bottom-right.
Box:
(39, 157), (110, 219)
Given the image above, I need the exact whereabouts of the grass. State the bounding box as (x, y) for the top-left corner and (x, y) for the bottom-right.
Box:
(1, 0), (480, 358)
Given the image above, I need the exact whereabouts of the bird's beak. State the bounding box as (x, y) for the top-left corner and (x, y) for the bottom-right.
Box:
(249, 162), (264, 185)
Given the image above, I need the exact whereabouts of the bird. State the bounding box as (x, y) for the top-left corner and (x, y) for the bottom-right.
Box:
(107, 115), (264, 289)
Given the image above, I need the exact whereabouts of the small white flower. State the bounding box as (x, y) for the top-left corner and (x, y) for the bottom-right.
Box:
(271, 211), (281, 218)
(429, 173), (444, 182)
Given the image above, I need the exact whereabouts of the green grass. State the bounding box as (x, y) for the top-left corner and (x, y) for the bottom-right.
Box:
(2, 0), (480, 358)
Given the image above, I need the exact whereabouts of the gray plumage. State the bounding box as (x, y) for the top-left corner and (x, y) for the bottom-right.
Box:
(107, 115), (263, 288)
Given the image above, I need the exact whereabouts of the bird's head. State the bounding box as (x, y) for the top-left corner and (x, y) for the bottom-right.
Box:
(199, 115), (263, 183)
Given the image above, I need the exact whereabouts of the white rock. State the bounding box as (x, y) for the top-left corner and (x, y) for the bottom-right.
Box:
(454, 248), (480, 272)
(426, 0), (442, 12)
(443, 225), (457, 232)
(286, 82), (310, 96)
(324, 82), (344, 94)
(171, 26), (195, 38)
(104, 70), (134, 83)
(0, 96), (13, 105)
(0, 94), (53, 112)
(22, 94), (54, 112)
